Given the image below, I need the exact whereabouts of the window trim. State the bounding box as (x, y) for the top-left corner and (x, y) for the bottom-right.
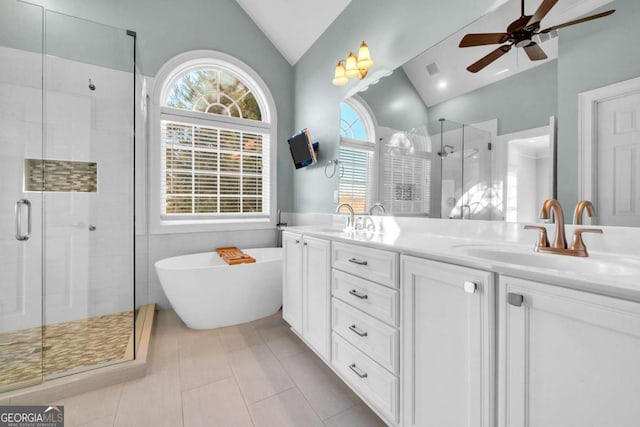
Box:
(150, 50), (277, 234)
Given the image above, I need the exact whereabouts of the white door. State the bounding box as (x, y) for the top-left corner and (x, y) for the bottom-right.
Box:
(301, 236), (331, 360)
(402, 256), (495, 427)
(0, 0), (45, 391)
(499, 276), (640, 427)
(596, 92), (640, 226)
(282, 232), (302, 333)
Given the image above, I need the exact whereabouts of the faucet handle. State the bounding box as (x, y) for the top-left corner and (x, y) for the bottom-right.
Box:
(524, 225), (550, 250)
(570, 228), (603, 257)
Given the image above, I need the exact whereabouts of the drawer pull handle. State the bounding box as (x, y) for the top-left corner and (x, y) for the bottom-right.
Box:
(349, 324), (368, 337)
(348, 258), (368, 266)
(349, 363), (368, 378)
(349, 289), (368, 299)
(508, 293), (524, 307)
(464, 281), (477, 294)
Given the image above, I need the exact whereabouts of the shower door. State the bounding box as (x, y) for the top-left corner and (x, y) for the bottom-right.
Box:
(0, 0), (45, 391)
(42, 11), (135, 379)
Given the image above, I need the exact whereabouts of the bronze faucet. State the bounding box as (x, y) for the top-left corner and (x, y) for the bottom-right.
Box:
(574, 200), (596, 224)
(524, 199), (603, 257)
(539, 199), (568, 249)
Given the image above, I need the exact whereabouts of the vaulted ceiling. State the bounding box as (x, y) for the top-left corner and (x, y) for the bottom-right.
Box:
(234, 0), (351, 65)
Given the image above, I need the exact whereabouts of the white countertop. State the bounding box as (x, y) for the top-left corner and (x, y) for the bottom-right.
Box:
(284, 224), (640, 303)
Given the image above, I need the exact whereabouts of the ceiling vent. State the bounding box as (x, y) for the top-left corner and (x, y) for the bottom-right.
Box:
(425, 62), (440, 76)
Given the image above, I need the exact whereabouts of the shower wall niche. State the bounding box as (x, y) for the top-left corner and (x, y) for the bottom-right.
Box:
(0, 0), (136, 392)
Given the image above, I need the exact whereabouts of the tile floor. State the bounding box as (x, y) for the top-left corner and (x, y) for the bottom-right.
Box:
(51, 309), (386, 427)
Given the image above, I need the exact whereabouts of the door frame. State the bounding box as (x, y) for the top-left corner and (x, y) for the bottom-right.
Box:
(578, 76), (640, 206)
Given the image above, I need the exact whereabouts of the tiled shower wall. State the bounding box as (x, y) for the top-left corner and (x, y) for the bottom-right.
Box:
(45, 49), (134, 325)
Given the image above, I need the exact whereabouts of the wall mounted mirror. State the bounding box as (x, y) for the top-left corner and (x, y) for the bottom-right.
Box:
(331, 0), (639, 226)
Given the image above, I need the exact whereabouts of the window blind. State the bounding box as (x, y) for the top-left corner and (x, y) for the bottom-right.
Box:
(381, 151), (431, 214)
(339, 145), (374, 213)
(161, 120), (269, 217)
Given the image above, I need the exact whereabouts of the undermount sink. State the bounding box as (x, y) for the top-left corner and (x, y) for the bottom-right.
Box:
(462, 246), (640, 277)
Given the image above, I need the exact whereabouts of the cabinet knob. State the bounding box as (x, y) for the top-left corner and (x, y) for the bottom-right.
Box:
(295, 239), (300, 244)
(508, 293), (524, 307)
(463, 281), (477, 294)
(303, 242), (308, 246)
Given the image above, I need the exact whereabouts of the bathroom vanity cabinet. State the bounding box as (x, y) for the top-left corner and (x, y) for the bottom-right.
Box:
(282, 231), (331, 359)
(330, 242), (400, 423)
(282, 228), (640, 427)
(498, 276), (640, 427)
(401, 256), (495, 427)
(282, 232), (303, 332)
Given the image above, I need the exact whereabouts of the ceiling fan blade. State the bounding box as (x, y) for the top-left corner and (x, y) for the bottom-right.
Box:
(527, 0), (558, 28)
(467, 45), (512, 73)
(459, 33), (510, 47)
(540, 9), (615, 33)
(523, 42), (548, 61)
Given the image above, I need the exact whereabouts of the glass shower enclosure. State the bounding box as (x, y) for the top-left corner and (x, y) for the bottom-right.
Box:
(428, 119), (494, 220)
(0, 0), (136, 392)
(379, 118), (494, 219)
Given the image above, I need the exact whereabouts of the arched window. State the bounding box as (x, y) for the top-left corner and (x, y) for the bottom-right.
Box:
(338, 96), (376, 213)
(151, 51), (276, 232)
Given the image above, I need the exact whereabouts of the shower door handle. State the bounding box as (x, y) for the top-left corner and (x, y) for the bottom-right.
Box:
(15, 199), (32, 241)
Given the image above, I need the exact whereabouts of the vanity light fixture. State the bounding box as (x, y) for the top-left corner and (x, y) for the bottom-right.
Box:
(332, 41), (374, 86)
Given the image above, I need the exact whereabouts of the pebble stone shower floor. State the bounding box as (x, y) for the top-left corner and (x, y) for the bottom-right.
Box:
(0, 311), (133, 390)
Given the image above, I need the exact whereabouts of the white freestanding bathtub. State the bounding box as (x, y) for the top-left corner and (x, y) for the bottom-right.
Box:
(155, 248), (283, 329)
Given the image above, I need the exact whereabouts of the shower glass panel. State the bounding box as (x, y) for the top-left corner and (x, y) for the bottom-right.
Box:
(0, 0), (44, 392)
(461, 125), (494, 220)
(43, 11), (135, 379)
(434, 119), (465, 219)
(426, 119), (493, 220)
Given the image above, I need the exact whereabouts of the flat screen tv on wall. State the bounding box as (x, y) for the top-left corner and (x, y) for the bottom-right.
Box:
(288, 128), (317, 169)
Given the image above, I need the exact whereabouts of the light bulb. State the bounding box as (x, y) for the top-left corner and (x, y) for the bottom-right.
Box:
(332, 61), (348, 86)
(356, 41), (373, 69)
(345, 52), (360, 78)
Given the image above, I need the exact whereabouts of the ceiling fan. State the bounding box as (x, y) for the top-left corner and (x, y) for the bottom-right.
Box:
(459, 0), (615, 73)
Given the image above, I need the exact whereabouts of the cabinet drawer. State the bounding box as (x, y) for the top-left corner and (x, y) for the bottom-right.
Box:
(332, 242), (398, 288)
(332, 332), (399, 424)
(332, 269), (399, 327)
(332, 298), (399, 374)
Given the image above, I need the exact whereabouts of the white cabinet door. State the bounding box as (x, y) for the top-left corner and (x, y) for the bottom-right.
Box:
(302, 236), (331, 360)
(282, 232), (302, 333)
(402, 255), (495, 427)
(499, 276), (640, 427)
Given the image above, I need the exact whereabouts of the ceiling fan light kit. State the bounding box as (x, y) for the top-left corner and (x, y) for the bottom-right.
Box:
(459, 0), (615, 73)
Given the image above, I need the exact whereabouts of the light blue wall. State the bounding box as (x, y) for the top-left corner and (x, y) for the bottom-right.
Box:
(556, 0), (640, 211)
(428, 60), (557, 136)
(292, 0), (500, 213)
(0, 0), (295, 211)
(358, 68), (430, 131)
